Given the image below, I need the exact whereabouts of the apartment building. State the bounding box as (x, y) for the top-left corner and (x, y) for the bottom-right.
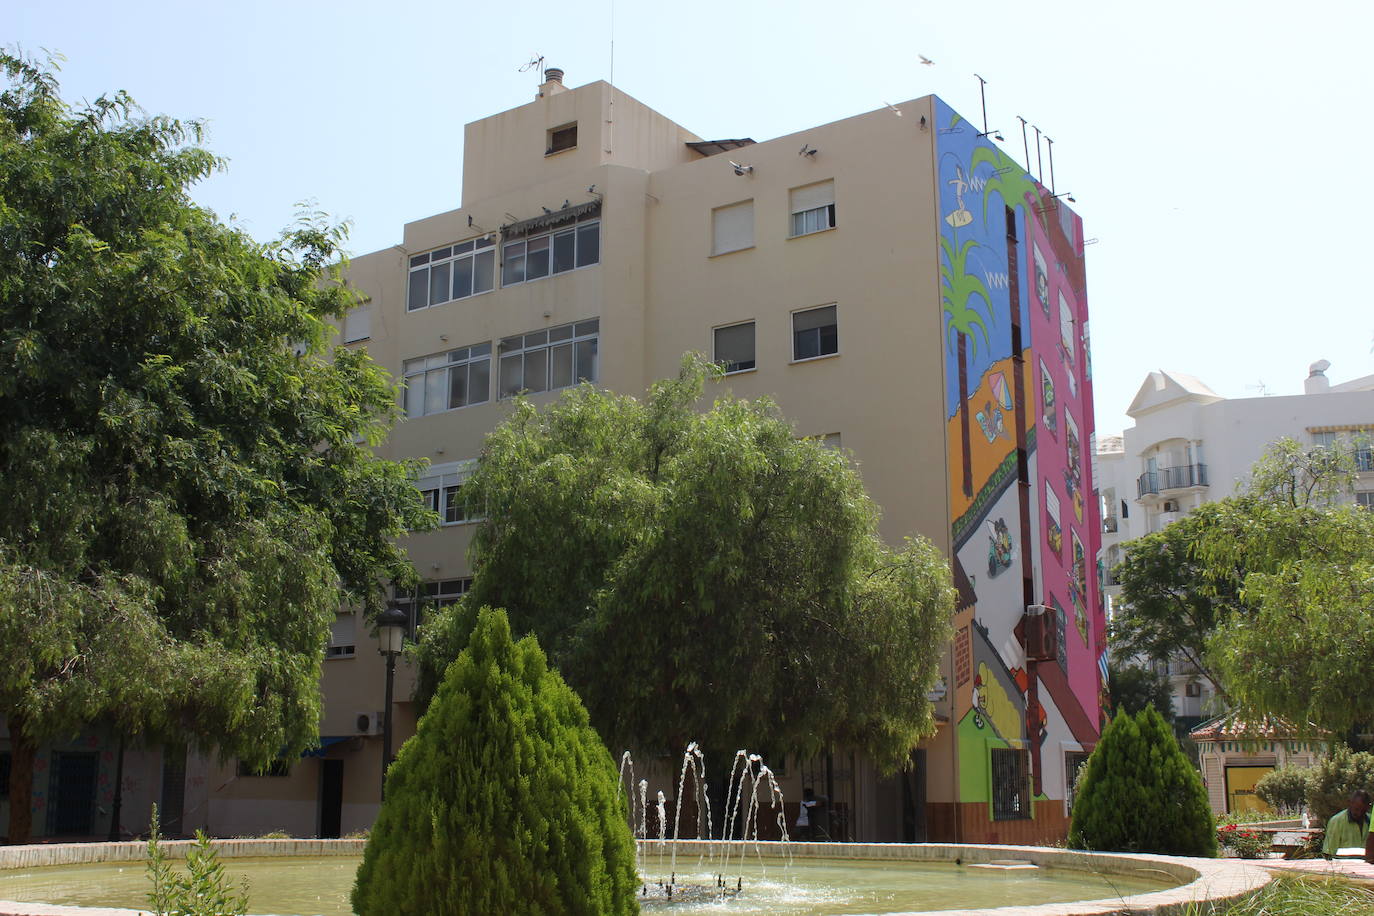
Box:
(1097, 362), (1374, 737)
(205, 69), (1103, 845)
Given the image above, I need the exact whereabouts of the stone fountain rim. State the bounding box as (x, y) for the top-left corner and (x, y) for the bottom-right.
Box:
(0, 838), (1271, 916)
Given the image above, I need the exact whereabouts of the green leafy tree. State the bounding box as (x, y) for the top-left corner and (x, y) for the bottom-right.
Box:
(353, 607), (639, 916)
(1303, 746), (1374, 823)
(0, 53), (431, 841)
(1202, 439), (1374, 735)
(146, 806), (250, 916)
(1068, 706), (1216, 857)
(1106, 661), (1175, 721)
(1110, 506), (1243, 700)
(1254, 764), (1312, 817)
(414, 356), (955, 771)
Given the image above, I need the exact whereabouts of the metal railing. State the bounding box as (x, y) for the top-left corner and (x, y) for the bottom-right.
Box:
(1138, 463), (1209, 497)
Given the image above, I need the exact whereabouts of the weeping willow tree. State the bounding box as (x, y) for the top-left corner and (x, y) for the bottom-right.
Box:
(0, 53), (431, 842)
(414, 355), (954, 771)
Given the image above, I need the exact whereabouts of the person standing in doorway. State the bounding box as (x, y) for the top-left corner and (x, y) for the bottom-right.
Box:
(797, 787), (818, 841)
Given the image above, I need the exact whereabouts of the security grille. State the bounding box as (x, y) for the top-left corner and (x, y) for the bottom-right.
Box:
(991, 747), (1031, 821)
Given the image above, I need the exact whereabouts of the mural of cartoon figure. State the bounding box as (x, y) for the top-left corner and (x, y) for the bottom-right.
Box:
(986, 517), (1014, 577)
(972, 661), (1023, 740)
(1065, 412), (1084, 523)
(975, 402), (1008, 443)
(946, 165), (974, 228)
(1040, 359), (1057, 438)
(1033, 243), (1050, 318)
(1070, 532), (1089, 645)
(1045, 484), (1063, 561)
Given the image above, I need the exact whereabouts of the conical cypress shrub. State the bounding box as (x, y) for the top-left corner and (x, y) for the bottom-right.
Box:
(1068, 705), (1216, 857)
(352, 607), (640, 915)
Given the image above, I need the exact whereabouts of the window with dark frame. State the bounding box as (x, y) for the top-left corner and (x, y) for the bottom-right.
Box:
(792, 305), (838, 361)
(547, 122), (577, 155)
(416, 461), (481, 527)
(393, 578), (473, 638)
(1065, 751), (1091, 812)
(407, 236), (496, 312)
(713, 321), (756, 373)
(991, 747), (1031, 820)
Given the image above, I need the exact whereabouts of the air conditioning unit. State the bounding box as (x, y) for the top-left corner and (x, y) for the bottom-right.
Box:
(1024, 605), (1058, 663)
(354, 711), (385, 736)
(1161, 499), (1179, 513)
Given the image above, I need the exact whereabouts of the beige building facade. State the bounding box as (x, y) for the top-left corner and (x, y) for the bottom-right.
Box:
(207, 69), (1102, 845)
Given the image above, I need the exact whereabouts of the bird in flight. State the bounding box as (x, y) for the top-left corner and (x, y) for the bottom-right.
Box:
(919, 54), (935, 65)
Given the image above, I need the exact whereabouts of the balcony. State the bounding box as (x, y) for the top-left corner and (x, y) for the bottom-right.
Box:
(1102, 516), (1119, 533)
(1137, 463), (1209, 497)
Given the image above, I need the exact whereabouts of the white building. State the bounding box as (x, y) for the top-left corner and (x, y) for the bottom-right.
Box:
(1097, 360), (1374, 732)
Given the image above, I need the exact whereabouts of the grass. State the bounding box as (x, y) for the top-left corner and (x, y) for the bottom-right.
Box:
(1183, 875), (1374, 915)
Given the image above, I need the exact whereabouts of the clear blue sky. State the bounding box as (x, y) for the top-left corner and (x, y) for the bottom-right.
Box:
(13, 0), (1373, 436)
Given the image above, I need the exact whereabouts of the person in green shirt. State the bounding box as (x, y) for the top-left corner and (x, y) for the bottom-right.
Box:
(1321, 790), (1370, 857)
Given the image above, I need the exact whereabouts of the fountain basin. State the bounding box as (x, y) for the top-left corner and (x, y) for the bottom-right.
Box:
(0, 838), (1270, 915)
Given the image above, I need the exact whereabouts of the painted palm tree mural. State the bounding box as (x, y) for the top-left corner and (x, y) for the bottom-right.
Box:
(940, 234), (993, 499)
(972, 145), (1043, 224)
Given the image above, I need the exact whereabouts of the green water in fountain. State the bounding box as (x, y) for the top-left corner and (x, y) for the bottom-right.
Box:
(0, 854), (1176, 915)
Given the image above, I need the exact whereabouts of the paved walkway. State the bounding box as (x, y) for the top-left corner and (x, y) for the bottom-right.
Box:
(1260, 856), (1374, 883)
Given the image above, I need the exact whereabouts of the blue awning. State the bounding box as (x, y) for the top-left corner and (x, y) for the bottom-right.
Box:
(301, 736), (351, 758)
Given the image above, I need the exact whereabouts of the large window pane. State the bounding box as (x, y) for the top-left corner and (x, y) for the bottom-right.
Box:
(714, 322), (755, 372)
(500, 354), (523, 397)
(408, 270), (428, 311)
(576, 223), (600, 267)
(473, 250), (495, 293)
(452, 257), (473, 299)
(553, 229), (576, 273)
(405, 377), (424, 418)
(429, 262), (450, 306)
(424, 368), (447, 414)
(502, 242), (525, 285)
(524, 348), (549, 392)
(527, 236), (550, 280)
(550, 343), (573, 389)
(575, 337), (598, 382)
(468, 358), (489, 404)
(448, 364), (468, 408)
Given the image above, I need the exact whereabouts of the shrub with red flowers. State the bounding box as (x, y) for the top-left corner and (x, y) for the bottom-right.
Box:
(1217, 823), (1272, 859)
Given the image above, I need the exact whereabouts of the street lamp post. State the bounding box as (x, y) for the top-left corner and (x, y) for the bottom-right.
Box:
(376, 601), (409, 800)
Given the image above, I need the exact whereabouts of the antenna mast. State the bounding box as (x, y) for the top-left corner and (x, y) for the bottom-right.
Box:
(975, 74), (990, 136)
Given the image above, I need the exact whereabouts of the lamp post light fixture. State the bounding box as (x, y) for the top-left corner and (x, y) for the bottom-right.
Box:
(376, 600), (409, 799)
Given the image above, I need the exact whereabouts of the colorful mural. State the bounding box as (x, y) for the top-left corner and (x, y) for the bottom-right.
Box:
(935, 99), (1103, 832)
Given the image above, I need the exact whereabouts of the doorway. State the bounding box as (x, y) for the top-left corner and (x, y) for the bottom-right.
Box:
(49, 752), (98, 836)
(319, 759), (344, 838)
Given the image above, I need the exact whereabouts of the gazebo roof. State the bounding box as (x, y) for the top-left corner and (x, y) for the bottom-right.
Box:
(1189, 710), (1327, 743)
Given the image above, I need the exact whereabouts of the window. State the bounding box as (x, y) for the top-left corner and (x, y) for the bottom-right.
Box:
(789, 180), (836, 237)
(394, 578), (472, 637)
(713, 321), (755, 373)
(502, 213), (600, 286)
(547, 122), (577, 155)
(403, 342), (491, 418)
(1185, 681), (1202, 697)
(792, 305), (838, 361)
(417, 461), (480, 526)
(327, 613), (356, 659)
(407, 236), (496, 312)
(342, 305), (371, 343)
(1358, 491), (1374, 510)
(712, 200), (754, 255)
(1312, 428), (1373, 471)
(498, 319), (599, 398)
(991, 747), (1031, 820)
(1065, 751), (1091, 813)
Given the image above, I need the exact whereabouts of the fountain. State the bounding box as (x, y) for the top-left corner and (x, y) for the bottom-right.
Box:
(0, 744), (1274, 914)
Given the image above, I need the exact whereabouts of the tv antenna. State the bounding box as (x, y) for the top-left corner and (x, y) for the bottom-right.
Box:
(1245, 380), (1270, 397)
(519, 54), (545, 83)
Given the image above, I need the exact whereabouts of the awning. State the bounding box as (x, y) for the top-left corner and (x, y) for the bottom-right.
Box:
(686, 138), (756, 157)
(301, 736), (352, 758)
(502, 200), (601, 239)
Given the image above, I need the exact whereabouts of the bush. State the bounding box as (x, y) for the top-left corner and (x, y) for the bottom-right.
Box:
(145, 807), (250, 916)
(1069, 705), (1216, 856)
(1256, 764), (1312, 816)
(1306, 746), (1374, 822)
(352, 607), (640, 915)
(1217, 822), (1272, 858)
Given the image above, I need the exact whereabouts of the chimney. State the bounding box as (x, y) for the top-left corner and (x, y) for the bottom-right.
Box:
(537, 67), (567, 99)
(1305, 359), (1331, 394)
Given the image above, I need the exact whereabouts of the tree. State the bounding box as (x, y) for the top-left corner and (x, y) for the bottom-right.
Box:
(1303, 746), (1374, 823)
(1254, 764), (1311, 817)
(1106, 661), (1174, 722)
(413, 356), (955, 772)
(1068, 706), (1215, 857)
(0, 53), (430, 841)
(352, 607), (639, 916)
(1201, 439), (1374, 735)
